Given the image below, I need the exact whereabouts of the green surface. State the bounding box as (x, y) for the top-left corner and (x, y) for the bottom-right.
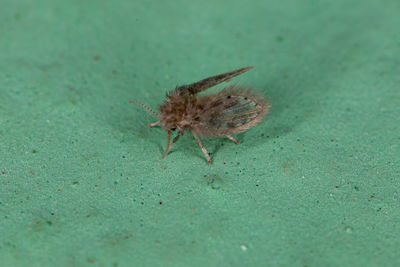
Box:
(1, 0), (400, 266)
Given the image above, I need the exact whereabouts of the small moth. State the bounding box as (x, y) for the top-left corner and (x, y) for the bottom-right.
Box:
(130, 66), (270, 164)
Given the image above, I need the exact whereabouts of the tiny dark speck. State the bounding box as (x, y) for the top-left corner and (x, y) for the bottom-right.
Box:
(93, 56), (100, 61)
(14, 13), (21, 20)
(159, 201), (163, 205)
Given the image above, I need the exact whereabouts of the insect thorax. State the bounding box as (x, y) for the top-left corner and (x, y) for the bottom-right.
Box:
(159, 93), (199, 131)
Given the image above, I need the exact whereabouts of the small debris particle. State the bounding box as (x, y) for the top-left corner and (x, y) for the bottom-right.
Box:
(240, 244), (248, 251)
(330, 138), (334, 142)
(1, 172), (5, 175)
(159, 201), (163, 205)
(344, 226), (353, 233)
(72, 181), (78, 185)
(205, 174), (223, 190)
(93, 56), (100, 61)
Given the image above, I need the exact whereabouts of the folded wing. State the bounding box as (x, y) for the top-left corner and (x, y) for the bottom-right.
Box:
(194, 86), (269, 137)
(175, 66), (253, 96)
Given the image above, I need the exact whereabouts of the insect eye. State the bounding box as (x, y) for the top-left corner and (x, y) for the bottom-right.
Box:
(171, 127), (177, 131)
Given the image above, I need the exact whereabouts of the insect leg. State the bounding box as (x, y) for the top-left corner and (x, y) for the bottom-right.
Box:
(226, 135), (240, 144)
(161, 130), (172, 159)
(161, 131), (183, 159)
(148, 121), (160, 127)
(171, 131), (183, 145)
(192, 131), (211, 164)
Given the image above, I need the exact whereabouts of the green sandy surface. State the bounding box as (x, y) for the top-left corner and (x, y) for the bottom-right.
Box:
(1, 0), (400, 266)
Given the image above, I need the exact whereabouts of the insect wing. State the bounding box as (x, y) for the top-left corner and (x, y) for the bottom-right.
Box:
(195, 87), (269, 137)
(175, 66), (253, 96)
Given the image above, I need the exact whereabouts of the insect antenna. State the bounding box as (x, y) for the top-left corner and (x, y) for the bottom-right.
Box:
(129, 100), (159, 117)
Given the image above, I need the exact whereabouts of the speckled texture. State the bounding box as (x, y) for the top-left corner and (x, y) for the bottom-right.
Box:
(1, 0), (399, 266)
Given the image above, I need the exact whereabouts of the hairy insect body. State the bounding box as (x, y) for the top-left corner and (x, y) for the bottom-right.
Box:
(131, 66), (269, 164)
(159, 92), (197, 132)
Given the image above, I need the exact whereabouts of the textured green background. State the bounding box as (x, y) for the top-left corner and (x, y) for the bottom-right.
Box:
(1, 0), (399, 266)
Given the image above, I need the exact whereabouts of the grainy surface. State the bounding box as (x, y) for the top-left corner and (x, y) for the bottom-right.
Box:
(0, 0), (399, 266)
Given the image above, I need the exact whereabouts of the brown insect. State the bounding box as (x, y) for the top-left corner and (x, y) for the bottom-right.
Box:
(130, 66), (270, 164)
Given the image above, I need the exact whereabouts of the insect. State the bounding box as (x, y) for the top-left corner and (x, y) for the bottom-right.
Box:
(130, 66), (270, 164)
